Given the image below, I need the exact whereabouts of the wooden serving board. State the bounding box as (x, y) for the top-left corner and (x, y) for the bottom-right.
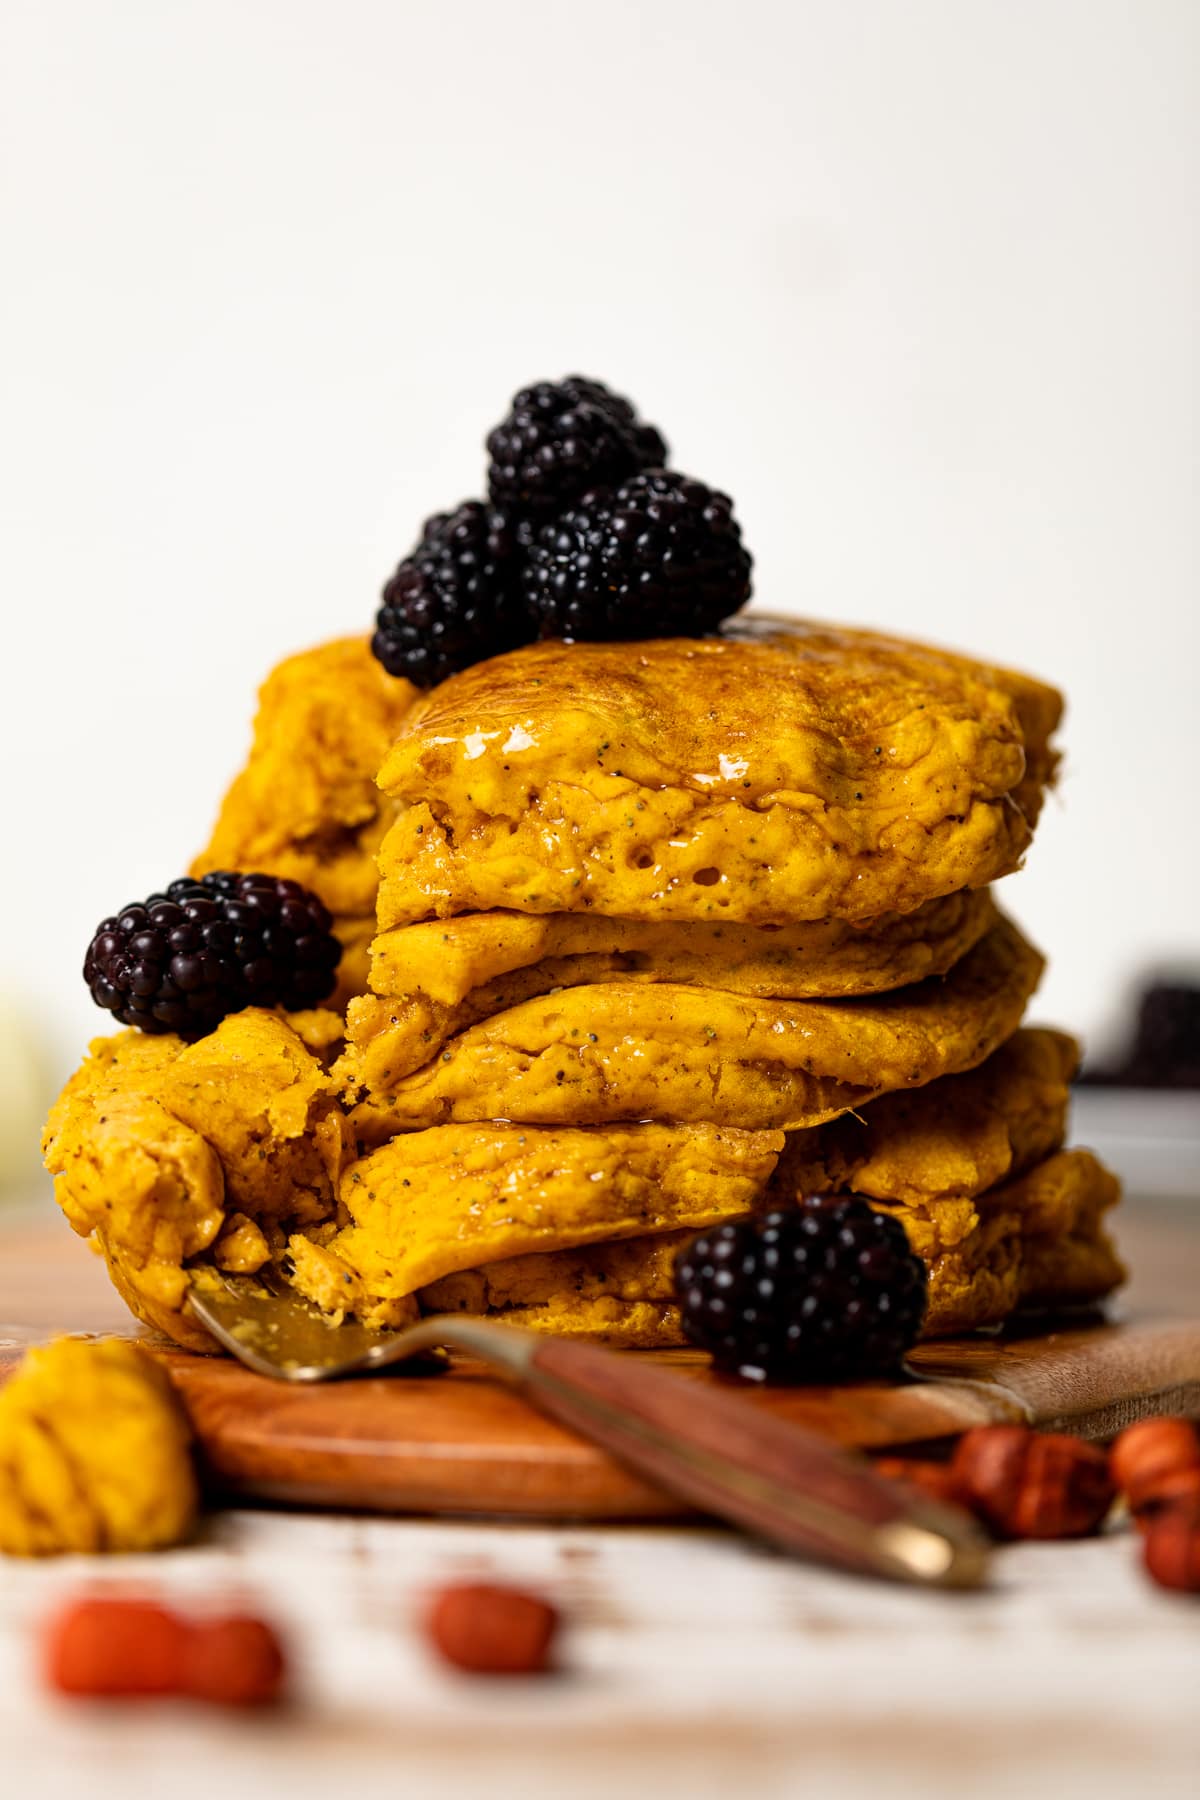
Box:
(3, 1218), (1200, 1520)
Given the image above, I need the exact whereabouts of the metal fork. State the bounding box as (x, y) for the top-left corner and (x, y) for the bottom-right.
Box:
(188, 1268), (988, 1589)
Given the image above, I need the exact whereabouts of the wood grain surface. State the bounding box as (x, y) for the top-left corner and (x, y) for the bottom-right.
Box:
(3, 1212), (1199, 1520)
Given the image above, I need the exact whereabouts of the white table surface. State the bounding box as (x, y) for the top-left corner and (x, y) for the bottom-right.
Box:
(4, 1495), (1200, 1798)
(3, 1178), (1199, 1800)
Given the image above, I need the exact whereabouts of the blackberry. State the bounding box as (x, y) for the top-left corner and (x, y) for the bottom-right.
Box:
(674, 1201), (927, 1383)
(372, 501), (534, 688)
(84, 872), (342, 1040)
(524, 469), (752, 641)
(486, 376), (667, 524)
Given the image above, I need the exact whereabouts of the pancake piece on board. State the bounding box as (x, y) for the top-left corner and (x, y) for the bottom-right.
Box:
(421, 1234), (690, 1349)
(285, 1121), (786, 1326)
(415, 1149), (1123, 1348)
(345, 914), (1043, 1137)
(375, 618), (1062, 928)
(42, 1010), (349, 1351)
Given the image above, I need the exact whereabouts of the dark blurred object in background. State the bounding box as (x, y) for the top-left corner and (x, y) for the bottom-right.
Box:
(1082, 981), (1200, 1089)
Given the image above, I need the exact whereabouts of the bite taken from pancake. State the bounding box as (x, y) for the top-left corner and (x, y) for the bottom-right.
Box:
(42, 1010), (350, 1351)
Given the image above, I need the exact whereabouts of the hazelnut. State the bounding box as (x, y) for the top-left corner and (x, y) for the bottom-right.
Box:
(181, 1616), (287, 1706)
(43, 1598), (286, 1705)
(1143, 1509), (1200, 1593)
(44, 1598), (187, 1698)
(426, 1582), (559, 1675)
(1110, 1417), (1200, 1514)
(951, 1426), (1115, 1540)
(1130, 1465), (1200, 1530)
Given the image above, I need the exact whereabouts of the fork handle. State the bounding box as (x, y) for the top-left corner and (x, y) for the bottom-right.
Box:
(520, 1337), (986, 1586)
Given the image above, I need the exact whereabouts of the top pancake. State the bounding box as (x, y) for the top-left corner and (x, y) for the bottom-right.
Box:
(376, 616), (1062, 927)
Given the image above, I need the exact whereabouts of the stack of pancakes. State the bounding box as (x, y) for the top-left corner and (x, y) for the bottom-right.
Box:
(306, 617), (1122, 1344)
(44, 617), (1124, 1352)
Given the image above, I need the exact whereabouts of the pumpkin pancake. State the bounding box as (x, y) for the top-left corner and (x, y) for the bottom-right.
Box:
(368, 889), (997, 1006)
(330, 1033), (1114, 1344)
(414, 1148), (1122, 1347)
(901, 1149), (1125, 1335)
(345, 913), (1043, 1137)
(330, 916), (376, 1012)
(286, 1121), (785, 1313)
(420, 1234), (688, 1346)
(295, 1015), (1086, 1339)
(421, 1231), (684, 1319)
(347, 890), (998, 1089)
(43, 1009), (349, 1351)
(191, 637), (418, 1004)
(769, 1025), (1077, 1209)
(420, 1291), (684, 1349)
(360, 1028), (1073, 1330)
(375, 617), (1061, 928)
(878, 1146), (1119, 1269)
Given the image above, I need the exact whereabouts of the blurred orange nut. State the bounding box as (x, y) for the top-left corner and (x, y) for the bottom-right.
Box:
(44, 1598), (187, 1698)
(426, 1582), (559, 1675)
(43, 1596), (287, 1705)
(1129, 1466), (1200, 1530)
(1143, 1511), (1200, 1593)
(181, 1616), (287, 1707)
(1110, 1418), (1200, 1515)
(951, 1426), (1114, 1540)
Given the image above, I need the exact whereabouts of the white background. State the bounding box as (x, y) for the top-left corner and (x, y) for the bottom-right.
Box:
(2, 0), (1196, 1089)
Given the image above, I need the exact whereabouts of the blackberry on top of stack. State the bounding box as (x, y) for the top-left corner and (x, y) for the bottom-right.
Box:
(46, 377), (1124, 1381)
